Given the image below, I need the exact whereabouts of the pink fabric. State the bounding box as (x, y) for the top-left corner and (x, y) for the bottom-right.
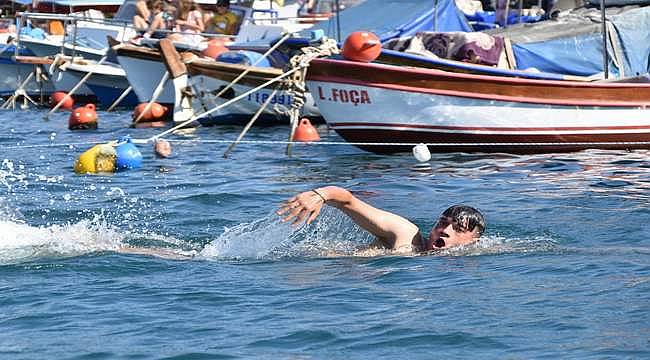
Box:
(179, 10), (201, 33)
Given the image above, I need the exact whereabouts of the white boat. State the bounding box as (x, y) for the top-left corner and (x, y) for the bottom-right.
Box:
(15, 1), (139, 99)
(112, 22), (320, 125)
(306, 57), (650, 154)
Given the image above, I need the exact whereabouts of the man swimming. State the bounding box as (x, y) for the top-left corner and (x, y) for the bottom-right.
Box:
(278, 186), (485, 253)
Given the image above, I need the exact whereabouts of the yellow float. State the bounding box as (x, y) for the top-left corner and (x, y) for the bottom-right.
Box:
(73, 144), (117, 174)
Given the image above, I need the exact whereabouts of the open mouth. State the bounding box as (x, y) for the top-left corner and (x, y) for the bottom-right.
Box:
(434, 238), (446, 248)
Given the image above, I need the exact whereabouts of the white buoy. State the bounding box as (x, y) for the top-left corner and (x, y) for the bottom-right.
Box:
(412, 143), (431, 162)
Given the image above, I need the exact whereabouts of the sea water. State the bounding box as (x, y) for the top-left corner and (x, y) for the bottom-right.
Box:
(0, 109), (648, 358)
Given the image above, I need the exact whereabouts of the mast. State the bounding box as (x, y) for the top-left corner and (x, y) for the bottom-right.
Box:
(600, 0), (609, 78)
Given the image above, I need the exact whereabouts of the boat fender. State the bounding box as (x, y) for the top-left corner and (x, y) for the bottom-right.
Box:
(50, 91), (74, 110)
(341, 31), (381, 63)
(413, 143), (431, 162)
(133, 102), (167, 122)
(293, 118), (320, 142)
(69, 104), (98, 130)
(74, 143), (117, 174)
(201, 38), (229, 59)
(115, 136), (143, 170)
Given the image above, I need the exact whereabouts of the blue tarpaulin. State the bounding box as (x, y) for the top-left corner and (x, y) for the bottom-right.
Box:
(310, 0), (472, 42)
(488, 6), (650, 77)
(11, 0), (124, 5)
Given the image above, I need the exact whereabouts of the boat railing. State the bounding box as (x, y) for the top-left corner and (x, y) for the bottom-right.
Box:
(15, 11), (137, 60)
(18, 11), (131, 28)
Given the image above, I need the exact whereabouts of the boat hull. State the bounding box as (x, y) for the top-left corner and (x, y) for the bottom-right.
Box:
(0, 44), (55, 97)
(115, 43), (320, 125)
(307, 58), (650, 154)
(115, 46), (175, 104)
(65, 63), (139, 107)
(187, 59), (320, 125)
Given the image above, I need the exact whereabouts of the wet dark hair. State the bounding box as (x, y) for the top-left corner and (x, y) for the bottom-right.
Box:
(441, 205), (485, 235)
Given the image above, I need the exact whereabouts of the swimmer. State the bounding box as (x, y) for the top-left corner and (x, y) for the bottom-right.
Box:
(278, 186), (485, 253)
(154, 139), (172, 158)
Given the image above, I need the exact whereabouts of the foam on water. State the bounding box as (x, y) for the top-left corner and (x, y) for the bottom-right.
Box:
(199, 207), (372, 260)
(0, 216), (124, 265)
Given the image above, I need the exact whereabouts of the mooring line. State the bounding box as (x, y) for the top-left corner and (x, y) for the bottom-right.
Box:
(6, 139), (650, 150)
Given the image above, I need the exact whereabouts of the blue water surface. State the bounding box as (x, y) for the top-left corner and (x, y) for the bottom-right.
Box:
(0, 109), (648, 359)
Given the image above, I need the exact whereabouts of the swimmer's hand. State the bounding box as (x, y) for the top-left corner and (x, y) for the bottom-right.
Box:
(277, 189), (327, 225)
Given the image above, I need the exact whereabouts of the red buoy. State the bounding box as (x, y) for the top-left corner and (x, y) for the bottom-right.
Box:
(50, 91), (74, 110)
(293, 118), (320, 142)
(69, 103), (98, 130)
(201, 38), (228, 59)
(133, 102), (167, 122)
(341, 31), (382, 63)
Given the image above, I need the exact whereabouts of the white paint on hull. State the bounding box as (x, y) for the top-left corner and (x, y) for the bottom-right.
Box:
(308, 81), (650, 135)
(191, 75), (320, 120)
(116, 54), (174, 103)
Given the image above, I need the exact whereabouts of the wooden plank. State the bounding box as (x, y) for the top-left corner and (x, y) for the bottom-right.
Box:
(13, 56), (53, 65)
(158, 38), (187, 79)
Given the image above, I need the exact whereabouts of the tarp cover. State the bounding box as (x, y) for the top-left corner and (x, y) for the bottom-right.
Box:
(487, 6), (650, 77)
(310, 0), (473, 42)
(11, 0), (124, 4)
(585, 0), (650, 6)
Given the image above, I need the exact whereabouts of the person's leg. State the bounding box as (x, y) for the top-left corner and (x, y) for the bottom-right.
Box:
(133, 15), (149, 30)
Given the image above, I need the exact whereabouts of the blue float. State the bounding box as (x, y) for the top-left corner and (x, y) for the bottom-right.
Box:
(217, 50), (271, 67)
(114, 135), (142, 170)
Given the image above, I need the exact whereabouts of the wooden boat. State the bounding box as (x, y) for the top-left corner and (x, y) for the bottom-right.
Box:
(306, 58), (650, 154)
(112, 35), (320, 125)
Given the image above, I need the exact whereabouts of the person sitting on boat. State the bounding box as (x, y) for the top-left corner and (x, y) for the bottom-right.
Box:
(133, 0), (153, 31)
(143, 0), (175, 39)
(175, 0), (205, 33)
(206, 0), (238, 35)
(167, 0), (205, 44)
(278, 186), (485, 253)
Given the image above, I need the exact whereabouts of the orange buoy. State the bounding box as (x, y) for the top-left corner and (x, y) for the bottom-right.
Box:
(341, 31), (382, 63)
(133, 102), (167, 122)
(201, 38), (228, 59)
(68, 104), (98, 130)
(50, 91), (74, 110)
(293, 118), (320, 142)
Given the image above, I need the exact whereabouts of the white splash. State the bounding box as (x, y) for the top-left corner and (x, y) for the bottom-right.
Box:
(199, 207), (371, 260)
(427, 234), (560, 257)
(0, 217), (124, 265)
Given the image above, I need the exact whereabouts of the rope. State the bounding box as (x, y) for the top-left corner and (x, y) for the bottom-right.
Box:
(7, 139), (650, 150)
(279, 38), (339, 155)
(141, 67), (302, 143)
(128, 37), (338, 145)
(211, 32), (292, 100)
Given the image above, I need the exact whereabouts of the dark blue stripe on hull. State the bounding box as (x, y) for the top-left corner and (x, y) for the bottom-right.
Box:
(86, 83), (140, 108)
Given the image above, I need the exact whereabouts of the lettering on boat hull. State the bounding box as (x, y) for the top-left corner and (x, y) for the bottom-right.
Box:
(317, 86), (371, 106)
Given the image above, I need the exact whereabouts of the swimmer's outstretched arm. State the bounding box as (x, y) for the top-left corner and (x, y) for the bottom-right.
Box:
(278, 186), (419, 248)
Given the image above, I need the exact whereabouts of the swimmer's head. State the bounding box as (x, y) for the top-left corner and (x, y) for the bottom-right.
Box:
(154, 139), (172, 158)
(427, 205), (485, 250)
